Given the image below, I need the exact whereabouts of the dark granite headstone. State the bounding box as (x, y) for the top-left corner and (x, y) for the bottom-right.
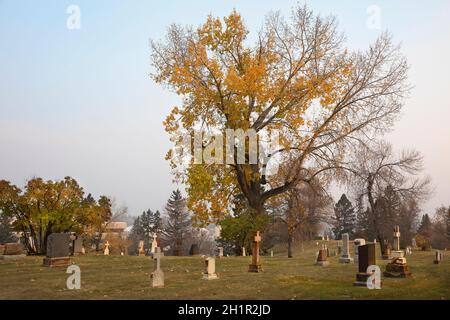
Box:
(189, 244), (200, 256)
(46, 233), (70, 258)
(358, 243), (376, 273)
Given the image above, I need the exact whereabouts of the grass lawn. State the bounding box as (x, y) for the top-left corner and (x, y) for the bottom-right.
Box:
(1, 241), (449, 300)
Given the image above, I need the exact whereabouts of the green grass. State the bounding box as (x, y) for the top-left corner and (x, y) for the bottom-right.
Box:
(1, 241), (449, 300)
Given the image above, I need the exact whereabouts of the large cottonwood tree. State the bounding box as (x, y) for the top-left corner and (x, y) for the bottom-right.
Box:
(151, 6), (409, 225)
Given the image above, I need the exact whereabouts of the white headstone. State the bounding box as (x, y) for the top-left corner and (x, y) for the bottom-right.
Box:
(202, 257), (218, 280)
(151, 247), (164, 288)
(339, 233), (354, 263)
(138, 240), (145, 256)
(151, 234), (158, 254)
(103, 241), (110, 256)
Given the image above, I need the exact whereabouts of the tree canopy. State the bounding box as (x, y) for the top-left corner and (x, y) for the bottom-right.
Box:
(0, 177), (111, 254)
(152, 5), (409, 226)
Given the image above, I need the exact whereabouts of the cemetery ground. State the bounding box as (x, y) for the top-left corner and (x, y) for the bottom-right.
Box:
(1, 241), (448, 300)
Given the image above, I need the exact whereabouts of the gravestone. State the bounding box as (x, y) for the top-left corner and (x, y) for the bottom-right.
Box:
(104, 241), (110, 256)
(270, 249), (273, 257)
(354, 238), (366, 263)
(138, 240), (145, 256)
(202, 257), (218, 280)
(339, 233), (354, 263)
(248, 231), (262, 272)
(382, 240), (392, 260)
(353, 243), (377, 286)
(242, 247), (246, 257)
(72, 237), (84, 255)
(411, 237), (417, 248)
(151, 247), (164, 288)
(2, 243), (24, 255)
(0, 243), (26, 261)
(43, 233), (71, 267)
(151, 235), (158, 254)
(434, 251), (444, 264)
(384, 226), (412, 278)
(217, 247), (224, 258)
(315, 246), (329, 266)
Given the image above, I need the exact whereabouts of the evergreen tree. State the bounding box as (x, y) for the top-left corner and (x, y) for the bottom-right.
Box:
(129, 209), (162, 252)
(418, 214), (433, 239)
(161, 189), (191, 256)
(332, 194), (356, 239)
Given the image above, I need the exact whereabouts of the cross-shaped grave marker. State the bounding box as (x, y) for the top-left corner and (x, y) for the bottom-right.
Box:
(151, 247), (164, 288)
(248, 231), (263, 272)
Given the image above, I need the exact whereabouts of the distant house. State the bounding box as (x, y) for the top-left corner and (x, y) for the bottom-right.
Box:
(106, 221), (128, 233)
(102, 221), (128, 240)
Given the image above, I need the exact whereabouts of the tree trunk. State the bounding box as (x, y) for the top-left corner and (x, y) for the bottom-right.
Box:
(287, 234), (293, 258)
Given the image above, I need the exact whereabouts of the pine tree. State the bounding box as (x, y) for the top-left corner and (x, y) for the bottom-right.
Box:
(161, 189), (191, 256)
(418, 214), (433, 238)
(332, 194), (356, 239)
(129, 209), (162, 251)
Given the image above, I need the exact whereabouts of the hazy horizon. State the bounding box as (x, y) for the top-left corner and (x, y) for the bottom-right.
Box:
(1, 0), (449, 218)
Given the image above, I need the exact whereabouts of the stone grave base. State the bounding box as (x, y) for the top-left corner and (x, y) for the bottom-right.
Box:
(315, 261), (330, 266)
(0, 254), (26, 261)
(42, 257), (71, 267)
(151, 270), (165, 288)
(391, 250), (404, 259)
(339, 256), (354, 264)
(248, 264), (263, 272)
(382, 254), (392, 260)
(203, 273), (218, 280)
(353, 273), (369, 286)
(383, 260), (412, 278)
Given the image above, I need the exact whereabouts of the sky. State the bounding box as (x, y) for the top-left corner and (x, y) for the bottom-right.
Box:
(1, 0), (449, 217)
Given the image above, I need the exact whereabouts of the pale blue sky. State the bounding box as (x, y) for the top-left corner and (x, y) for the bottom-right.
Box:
(1, 0), (449, 217)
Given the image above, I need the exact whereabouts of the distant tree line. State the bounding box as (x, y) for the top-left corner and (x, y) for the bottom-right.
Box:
(0, 177), (113, 255)
(129, 189), (216, 256)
